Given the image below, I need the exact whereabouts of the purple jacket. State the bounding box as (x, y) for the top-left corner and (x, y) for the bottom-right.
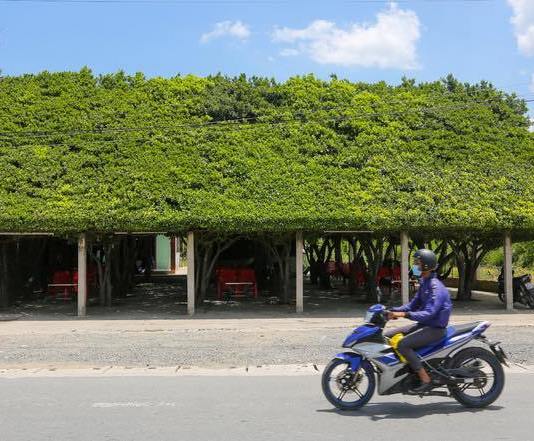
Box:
(392, 273), (452, 328)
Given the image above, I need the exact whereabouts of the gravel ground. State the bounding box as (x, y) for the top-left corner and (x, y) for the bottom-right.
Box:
(1, 279), (532, 369)
(0, 321), (532, 369)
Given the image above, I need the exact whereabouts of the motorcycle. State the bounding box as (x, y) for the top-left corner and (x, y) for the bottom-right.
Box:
(498, 267), (534, 309)
(322, 304), (508, 410)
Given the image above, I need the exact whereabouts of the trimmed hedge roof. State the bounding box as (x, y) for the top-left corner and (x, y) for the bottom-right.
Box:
(0, 70), (533, 236)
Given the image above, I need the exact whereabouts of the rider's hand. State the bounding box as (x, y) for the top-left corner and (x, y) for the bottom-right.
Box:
(387, 311), (406, 320)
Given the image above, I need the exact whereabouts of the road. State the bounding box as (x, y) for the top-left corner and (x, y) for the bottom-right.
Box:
(0, 370), (532, 441)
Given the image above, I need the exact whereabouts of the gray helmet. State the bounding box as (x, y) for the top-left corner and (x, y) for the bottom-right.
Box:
(414, 248), (437, 271)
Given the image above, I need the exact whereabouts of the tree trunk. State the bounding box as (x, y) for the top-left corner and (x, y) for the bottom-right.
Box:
(198, 245), (211, 304)
(26, 238), (49, 300)
(11, 239), (24, 301)
(116, 236), (135, 298)
(361, 237), (386, 302)
(348, 238), (357, 293)
(334, 236), (342, 271)
(272, 248), (291, 304)
(104, 243), (113, 307)
(111, 241), (122, 299)
(306, 239), (327, 285)
(97, 257), (105, 305)
(90, 241), (114, 307)
(318, 239), (334, 289)
(309, 259), (319, 285)
(0, 242), (9, 309)
(451, 238), (494, 301)
(347, 238), (365, 295)
(261, 235), (291, 303)
(282, 255), (290, 304)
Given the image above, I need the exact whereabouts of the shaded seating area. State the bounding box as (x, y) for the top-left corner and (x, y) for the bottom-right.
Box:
(47, 270), (76, 301)
(48, 266), (98, 302)
(216, 267), (258, 300)
(319, 257), (418, 303)
(322, 261), (370, 290)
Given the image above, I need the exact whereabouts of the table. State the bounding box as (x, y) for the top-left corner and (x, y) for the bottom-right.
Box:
(223, 282), (255, 299)
(48, 283), (77, 302)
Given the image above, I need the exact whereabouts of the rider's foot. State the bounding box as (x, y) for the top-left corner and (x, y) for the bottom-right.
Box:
(411, 381), (432, 394)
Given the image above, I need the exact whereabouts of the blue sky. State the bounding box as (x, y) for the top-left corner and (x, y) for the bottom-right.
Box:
(1, 0), (534, 110)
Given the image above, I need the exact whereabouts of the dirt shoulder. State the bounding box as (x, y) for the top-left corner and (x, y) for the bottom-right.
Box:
(0, 312), (532, 370)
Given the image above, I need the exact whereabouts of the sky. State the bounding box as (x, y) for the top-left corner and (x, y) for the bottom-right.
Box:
(1, 0), (534, 112)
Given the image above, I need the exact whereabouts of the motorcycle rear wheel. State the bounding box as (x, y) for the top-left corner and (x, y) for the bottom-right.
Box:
(321, 359), (375, 410)
(448, 347), (504, 408)
(520, 287), (534, 309)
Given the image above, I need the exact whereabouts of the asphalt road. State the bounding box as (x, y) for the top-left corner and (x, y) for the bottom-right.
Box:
(1, 371), (532, 441)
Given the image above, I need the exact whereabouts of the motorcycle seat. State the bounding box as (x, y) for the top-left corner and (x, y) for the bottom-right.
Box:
(446, 322), (482, 338)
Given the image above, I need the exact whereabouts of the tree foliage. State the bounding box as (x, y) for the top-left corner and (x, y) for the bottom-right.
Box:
(0, 70), (532, 237)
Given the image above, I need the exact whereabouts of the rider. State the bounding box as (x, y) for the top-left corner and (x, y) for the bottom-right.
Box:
(385, 248), (452, 393)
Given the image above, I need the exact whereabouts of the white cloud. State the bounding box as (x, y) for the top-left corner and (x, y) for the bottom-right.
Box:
(200, 20), (250, 43)
(271, 3), (420, 69)
(508, 0), (534, 56)
(279, 48), (300, 57)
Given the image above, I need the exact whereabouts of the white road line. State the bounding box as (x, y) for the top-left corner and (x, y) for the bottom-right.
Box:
(92, 402), (176, 408)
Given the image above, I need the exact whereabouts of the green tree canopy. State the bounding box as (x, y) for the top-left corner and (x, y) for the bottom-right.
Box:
(0, 70), (532, 237)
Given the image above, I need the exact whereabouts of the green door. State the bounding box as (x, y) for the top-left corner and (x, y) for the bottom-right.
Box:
(155, 235), (171, 271)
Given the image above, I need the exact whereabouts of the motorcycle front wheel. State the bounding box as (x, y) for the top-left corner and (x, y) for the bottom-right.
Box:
(321, 358), (375, 410)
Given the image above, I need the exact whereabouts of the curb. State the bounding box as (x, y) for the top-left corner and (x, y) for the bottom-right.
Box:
(0, 363), (531, 378)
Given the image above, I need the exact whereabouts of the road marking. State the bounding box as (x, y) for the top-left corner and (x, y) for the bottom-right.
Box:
(92, 402), (176, 408)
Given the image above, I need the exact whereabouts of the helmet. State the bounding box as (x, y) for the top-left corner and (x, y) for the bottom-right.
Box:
(414, 248), (437, 271)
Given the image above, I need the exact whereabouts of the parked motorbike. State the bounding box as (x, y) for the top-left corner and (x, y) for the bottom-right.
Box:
(497, 267), (534, 309)
(322, 304), (507, 410)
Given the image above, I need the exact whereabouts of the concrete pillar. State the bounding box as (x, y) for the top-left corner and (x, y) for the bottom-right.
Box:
(296, 231), (304, 313)
(400, 231), (409, 304)
(504, 232), (514, 311)
(187, 231), (195, 316)
(77, 233), (87, 317)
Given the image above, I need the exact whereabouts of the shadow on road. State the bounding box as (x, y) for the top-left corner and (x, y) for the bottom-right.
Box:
(317, 401), (503, 420)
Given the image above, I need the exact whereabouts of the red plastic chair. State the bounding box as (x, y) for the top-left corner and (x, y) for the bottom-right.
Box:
(49, 270), (74, 301)
(376, 266), (393, 284)
(339, 263), (350, 279)
(353, 267), (367, 288)
(392, 265), (401, 283)
(216, 267), (238, 299)
(236, 268), (258, 298)
(325, 261), (337, 276)
(72, 267), (97, 286)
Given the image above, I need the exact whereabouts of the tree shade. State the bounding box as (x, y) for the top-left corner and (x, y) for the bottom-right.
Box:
(0, 70), (532, 237)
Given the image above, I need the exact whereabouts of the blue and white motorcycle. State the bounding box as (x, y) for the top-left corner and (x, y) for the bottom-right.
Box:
(322, 304), (508, 410)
